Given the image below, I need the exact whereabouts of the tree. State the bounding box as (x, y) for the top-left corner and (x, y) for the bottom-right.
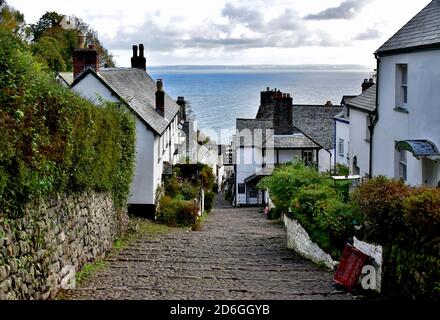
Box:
(0, 0), (25, 36)
(73, 16), (116, 67)
(30, 11), (65, 41)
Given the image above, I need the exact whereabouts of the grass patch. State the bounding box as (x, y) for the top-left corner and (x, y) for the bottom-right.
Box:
(76, 260), (108, 285)
(112, 217), (175, 251)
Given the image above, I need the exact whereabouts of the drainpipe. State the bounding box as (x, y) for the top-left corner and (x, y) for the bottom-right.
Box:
(369, 53), (381, 178)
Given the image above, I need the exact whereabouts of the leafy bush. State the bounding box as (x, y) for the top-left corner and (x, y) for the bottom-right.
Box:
(204, 191), (215, 213)
(0, 30), (136, 217)
(258, 162), (332, 211)
(289, 184), (360, 258)
(157, 197), (199, 229)
(353, 177), (440, 299)
(335, 164), (349, 176)
(383, 246), (440, 300)
(403, 187), (440, 252)
(351, 176), (410, 244)
(180, 182), (199, 201)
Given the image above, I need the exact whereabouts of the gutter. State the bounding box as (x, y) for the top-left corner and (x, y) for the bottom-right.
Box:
(369, 53), (381, 178)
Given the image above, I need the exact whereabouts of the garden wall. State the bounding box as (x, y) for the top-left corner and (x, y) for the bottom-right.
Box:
(283, 214), (335, 270)
(0, 192), (127, 300)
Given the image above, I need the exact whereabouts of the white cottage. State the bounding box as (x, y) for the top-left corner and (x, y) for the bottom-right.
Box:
(234, 88), (342, 206)
(372, 0), (440, 187)
(71, 43), (185, 217)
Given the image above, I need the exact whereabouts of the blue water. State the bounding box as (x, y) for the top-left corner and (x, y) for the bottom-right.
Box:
(149, 66), (372, 143)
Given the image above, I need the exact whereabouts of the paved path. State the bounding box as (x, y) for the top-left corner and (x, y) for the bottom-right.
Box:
(65, 196), (351, 300)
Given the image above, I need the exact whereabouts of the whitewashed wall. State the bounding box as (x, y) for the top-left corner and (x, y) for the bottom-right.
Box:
(373, 50), (440, 186)
(349, 109), (371, 177)
(335, 120), (350, 167)
(72, 73), (162, 205)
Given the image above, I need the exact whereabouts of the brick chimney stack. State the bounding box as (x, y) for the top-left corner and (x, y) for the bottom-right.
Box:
(73, 35), (99, 79)
(362, 78), (375, 92)
(273, 91), (294, 135)
(131, 44), (147, 71)
(156, 79), (165, 116)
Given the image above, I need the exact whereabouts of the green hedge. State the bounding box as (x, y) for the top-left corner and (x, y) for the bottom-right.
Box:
(260, 162), (360, 259)
(353, 177), (440, 299)
(0, 30), (136, 217)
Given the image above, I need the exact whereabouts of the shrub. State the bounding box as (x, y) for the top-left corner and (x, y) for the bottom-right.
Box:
(204, 191), (215, 213)
(164, 176), (180, 198)
(383, 245), (440, 300)
(157, 198), (199, 229)
(258, 162), (332, 211)
(180, 182), (199, 201)
(351, 176), (410, 244)
(0, 30), (136, 217)
(403, 187), (440, 252)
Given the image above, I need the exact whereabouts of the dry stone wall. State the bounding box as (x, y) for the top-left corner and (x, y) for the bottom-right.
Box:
(0, 192), (128, 300)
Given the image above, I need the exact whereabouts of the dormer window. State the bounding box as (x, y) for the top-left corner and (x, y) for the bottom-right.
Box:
(396, 64), (408, 108)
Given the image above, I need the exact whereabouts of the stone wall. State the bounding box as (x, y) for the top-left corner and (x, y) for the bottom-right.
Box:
(283, 214), (336, 270)
(0, 192), (128, 300)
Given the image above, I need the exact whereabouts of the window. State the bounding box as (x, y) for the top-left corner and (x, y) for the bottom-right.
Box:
(303, 150), (313, 165)
(396, 64), (408, 108)
(338, 139), (345, 157)
(248, 185), (259, 198)
(238, 184), (246, 194)
(397, 149), (407, 182)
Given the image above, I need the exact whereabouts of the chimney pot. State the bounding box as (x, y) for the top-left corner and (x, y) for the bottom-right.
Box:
(77, 32), (85, 49)
(139, 44), (145, 58)
(73, 42), (99, 79)
(132, 45), (138, 57)
(131, 44), (146, 71)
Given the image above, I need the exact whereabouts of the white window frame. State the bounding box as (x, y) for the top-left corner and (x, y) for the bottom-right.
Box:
(398, 149), (407, 182)
(338, 139), (345, 157)
(396, 64), (408, 108)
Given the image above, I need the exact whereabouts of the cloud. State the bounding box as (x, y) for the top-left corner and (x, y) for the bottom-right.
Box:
(105, 2), (344, 54)
(354, 28), (381, 40)
(305, 0), (373, 20)
(221, 3), (265, 31)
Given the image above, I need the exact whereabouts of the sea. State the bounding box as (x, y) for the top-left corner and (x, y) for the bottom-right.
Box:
(149, 65), (373, 144)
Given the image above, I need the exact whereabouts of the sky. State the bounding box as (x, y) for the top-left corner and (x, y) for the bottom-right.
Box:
(8, 0), (433, 67)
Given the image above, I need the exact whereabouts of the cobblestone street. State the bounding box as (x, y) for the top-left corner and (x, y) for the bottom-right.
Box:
(65, 196), (352, 300)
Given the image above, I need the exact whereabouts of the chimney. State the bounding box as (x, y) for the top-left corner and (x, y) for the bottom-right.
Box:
(176, 96), (187, 122)
(73, 38), (99, 79)
(325, 101), (333, 106)
(131, 43), (147, 71)
(362, 78), (375, 92)
(156, 79), (165, 116)
(273, 91), (294, 135)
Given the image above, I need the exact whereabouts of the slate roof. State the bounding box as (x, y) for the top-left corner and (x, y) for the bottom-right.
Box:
(377, 0), (440, 54)
(235, 118), (320, 149)
(274, 134), (319, 149)
(98, 69), (180, 134)
(292, 105), (343, 150)
(236, 119), (273, 147)
(58, 72), (74, 86)
(396, 140), (440, 157)
(72, 68), (180, 135)
(347, 84), (377, 113)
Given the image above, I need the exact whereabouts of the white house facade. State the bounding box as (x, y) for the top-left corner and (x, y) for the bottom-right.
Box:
(70, 43), (185, 217)
(234, 89), (342, 206)
(372, 0), (440, 187)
